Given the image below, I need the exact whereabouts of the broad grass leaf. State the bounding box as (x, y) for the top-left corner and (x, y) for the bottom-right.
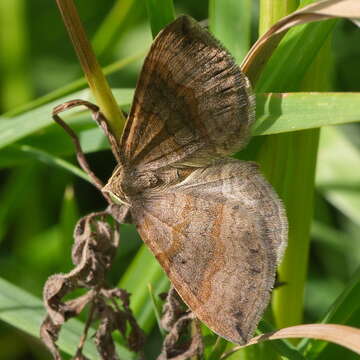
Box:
(0, 88), (134, 151)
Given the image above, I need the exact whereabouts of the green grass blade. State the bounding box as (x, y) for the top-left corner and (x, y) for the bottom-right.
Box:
(299, 265), (360, 358)
(145, 0), (175, 38)
(256, 0), (334, 334)
(13, 145), (90, 182)
(0, 166), (36, 242)
(256, 20), (336, 92)
(12, 90), (360, 153)
(207, 337), (229, 360)
(258, 128), (320, 329)
(3, 53), (143, 118)
(208, 0), (252, 63)
(0, 0), (33, 110)
(310, 221), (349, 255)
(0, 88), (134, 150)
(1, 90), (359, 160)
(147, 283), (166, 337)
(0, 277), (135, 359)
(1, 91), (360, 176)
(92, 0), (137, 56)
(316, 126), (360, 226)
(118, 245), (169, 333)
(18, 124), (116, 160)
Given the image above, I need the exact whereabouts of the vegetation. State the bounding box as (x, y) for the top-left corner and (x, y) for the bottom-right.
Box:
(0, 0), (359, 359)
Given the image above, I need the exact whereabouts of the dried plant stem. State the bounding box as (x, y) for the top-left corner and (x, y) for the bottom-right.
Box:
(55, 0), (126, 138)
(75, 300), (97, 356)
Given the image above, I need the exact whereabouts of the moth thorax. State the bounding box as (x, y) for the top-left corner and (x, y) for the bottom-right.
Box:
(121, 170), (160, 195)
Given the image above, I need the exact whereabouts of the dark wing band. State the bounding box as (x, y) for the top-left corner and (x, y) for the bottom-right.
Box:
(121, 16), (254, 171)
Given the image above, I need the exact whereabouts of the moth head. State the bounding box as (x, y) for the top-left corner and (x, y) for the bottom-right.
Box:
(102, 166), (130, 206)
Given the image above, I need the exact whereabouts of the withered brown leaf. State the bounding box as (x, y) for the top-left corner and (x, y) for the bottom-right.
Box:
(41, 212), (145, 359)
(103, 15), (288, 345)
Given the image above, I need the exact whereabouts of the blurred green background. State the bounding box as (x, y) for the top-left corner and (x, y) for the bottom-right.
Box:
(0, 0), (359, 359)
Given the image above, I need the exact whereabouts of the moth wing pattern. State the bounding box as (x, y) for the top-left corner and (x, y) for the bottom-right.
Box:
(120, 15), (254, 171)
(130, 159), (287, 344)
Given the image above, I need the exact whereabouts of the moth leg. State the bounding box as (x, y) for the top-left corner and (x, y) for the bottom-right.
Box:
(274, 271), (287, 289)
(158, 286), (204, 360)
(107, 204), (132, 224)
(52, 99), (122, 190)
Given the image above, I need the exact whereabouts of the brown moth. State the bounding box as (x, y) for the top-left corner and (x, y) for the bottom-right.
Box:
(100, 15), (288, 345)
(51, 15), (288, 349)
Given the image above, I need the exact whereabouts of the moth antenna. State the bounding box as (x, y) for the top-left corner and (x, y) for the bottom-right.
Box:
(87, 104), (123, 164)
(53, 99), (122, 161)
(52, 100), (105, 191)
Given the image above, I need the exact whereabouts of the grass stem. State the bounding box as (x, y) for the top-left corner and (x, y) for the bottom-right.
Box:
(55, 0), (126, 138)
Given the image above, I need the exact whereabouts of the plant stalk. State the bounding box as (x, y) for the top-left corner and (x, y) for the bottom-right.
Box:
(257, 0), (330, 337)
(55, 0), (126, 138)
(258, 0), (309, 332)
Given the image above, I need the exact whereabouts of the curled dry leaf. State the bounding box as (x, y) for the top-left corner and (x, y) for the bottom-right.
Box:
(158, 287), (204, 360)
(160, 287), (189, 332)
(42, 211), (116, 325)
(94, 303), (120, 360)
(241, 0), (360, 84)
(40, 210), (145, 359)
(221, 324), (360, 359)
(101, 288), (146, 353)
(40, 317), (62, 360)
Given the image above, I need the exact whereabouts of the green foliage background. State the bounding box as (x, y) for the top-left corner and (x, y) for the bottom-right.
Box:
(0, 0), (359, 359)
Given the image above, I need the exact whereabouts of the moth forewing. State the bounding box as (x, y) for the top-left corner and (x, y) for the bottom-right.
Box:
(104, 15), (287, 345)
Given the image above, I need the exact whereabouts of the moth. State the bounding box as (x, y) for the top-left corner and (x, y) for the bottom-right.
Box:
(55, 15), (287, 345)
